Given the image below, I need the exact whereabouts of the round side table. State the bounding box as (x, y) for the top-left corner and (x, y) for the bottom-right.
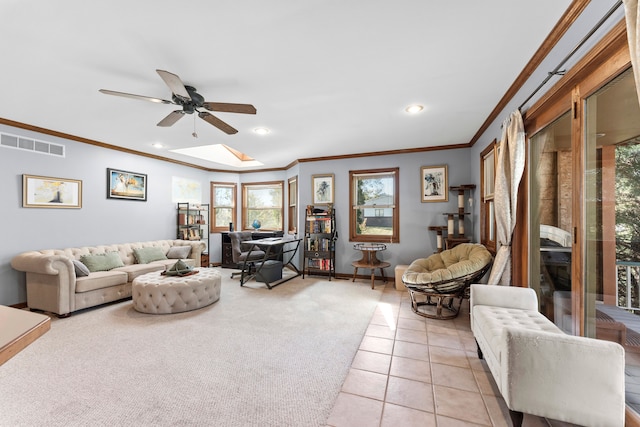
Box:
(351, 243), (390, 289)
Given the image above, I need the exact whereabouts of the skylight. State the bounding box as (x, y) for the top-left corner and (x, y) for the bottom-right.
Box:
(170, 144), (263, 168)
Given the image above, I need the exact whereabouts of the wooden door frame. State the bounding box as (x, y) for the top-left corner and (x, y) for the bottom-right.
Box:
(515, 19), (629, 310)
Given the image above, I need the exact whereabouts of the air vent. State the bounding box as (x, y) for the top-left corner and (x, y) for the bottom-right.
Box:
(1, 132), (65, 157)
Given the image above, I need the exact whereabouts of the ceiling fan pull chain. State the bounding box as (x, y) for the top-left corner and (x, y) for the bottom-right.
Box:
(192, 114), (198, 138)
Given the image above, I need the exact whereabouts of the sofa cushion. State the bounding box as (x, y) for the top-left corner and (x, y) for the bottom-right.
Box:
(72, 260), (90, 277)
(150, 258), (196, 269)
(80, 252), (125, 272)
(75, 271), (128, 293)
(403, 243), (492, 286)
(133, 247), (167, 264)
(112, 264), (165, 282)
(166, 245), (191, 259)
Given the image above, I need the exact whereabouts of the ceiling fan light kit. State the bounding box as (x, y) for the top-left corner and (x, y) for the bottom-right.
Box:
(99, 69), (256, 135)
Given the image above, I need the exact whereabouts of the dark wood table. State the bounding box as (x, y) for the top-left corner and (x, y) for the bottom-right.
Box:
(352, 243), (390, 289)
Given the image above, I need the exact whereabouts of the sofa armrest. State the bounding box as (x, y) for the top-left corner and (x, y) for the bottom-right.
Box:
(11, 251), (74, 277)
(185, 241), (206, 267)
(502, 327), (625, 427)
(470, 284), (538, 311)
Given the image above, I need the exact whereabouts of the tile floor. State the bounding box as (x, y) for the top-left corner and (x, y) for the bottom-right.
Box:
(326, 284), (577, 427)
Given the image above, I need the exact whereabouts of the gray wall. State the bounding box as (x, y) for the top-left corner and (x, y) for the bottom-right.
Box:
(0, 121), (472, 306)
(296, 149), (472, 275)
(0, 124), (212, 305)
(3, 0), (624, 306)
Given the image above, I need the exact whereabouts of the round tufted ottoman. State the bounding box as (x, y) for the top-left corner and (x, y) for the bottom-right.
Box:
(132, 268), (221, 314)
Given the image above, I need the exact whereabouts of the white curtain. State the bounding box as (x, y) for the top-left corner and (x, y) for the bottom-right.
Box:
(487, 109), (525, 286)
(624, 0), (640, 104)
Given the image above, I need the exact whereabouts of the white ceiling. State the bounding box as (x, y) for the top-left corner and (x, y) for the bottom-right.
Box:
(0, 0), (572, 171)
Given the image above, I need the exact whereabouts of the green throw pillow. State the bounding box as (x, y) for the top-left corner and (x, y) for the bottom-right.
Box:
(80, 252), (125, 272)
(133, 247), (168, 264)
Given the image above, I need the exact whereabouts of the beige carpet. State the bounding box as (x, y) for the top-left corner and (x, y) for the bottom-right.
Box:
(0, 269), (383, 426)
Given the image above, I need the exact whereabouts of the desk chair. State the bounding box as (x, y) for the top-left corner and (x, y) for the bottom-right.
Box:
(229, 231), (266, 279)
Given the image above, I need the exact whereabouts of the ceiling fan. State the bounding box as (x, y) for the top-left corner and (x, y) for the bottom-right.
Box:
(99, 69), (256, 135)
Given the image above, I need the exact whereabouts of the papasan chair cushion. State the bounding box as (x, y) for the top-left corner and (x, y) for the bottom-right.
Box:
(402, 243), (492, 293)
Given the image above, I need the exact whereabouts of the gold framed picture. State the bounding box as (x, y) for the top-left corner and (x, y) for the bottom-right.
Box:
(22, 174), (82, 209)
(421, 165), (448, 202)
(311, 173), (334, 205)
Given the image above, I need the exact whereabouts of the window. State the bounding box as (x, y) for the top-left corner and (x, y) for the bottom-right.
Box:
(480, 140), (497, 252)
(349, 168), (399, 243)
(242, 181), (283, 231)
(210, 182), (236, 232)
(288, 176), (298, 234)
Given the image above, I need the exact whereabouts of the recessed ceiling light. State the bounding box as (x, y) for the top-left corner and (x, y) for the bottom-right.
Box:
(253, 127), (271, 135)
(405, 104), (424, 114)
(152, 143), (164, 149)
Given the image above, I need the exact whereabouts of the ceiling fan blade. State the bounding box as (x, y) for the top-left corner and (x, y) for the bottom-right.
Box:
(99, 89), (173, 104)
(156, 69), (191, 102)
(202, 102), (257, 114)
(198, 112), (238, 134)
(157, 110), (186, 127)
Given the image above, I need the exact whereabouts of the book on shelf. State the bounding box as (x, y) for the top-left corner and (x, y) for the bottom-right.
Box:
(306, 218), (332, 234)
(307, 258), (332, 270)
(307, 237), (332, 251)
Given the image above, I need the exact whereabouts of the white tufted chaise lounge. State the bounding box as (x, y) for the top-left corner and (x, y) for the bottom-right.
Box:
(132, 268), (221, 314)
(470, 284), (625, 427)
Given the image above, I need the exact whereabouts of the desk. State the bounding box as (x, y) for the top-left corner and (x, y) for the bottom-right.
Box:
(351, 243), (390, 289)
(0, 306), (51, 366)
(221, 231), (284, 268)
(240, 237), (302, 289)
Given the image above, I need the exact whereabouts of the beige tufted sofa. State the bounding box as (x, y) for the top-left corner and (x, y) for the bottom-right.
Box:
(11, 240), (205, 317)
(470, 284), (625, 427)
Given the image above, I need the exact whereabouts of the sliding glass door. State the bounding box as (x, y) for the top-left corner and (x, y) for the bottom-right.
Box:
(529, 111), (574, 333)
(583, 67), (640, 346)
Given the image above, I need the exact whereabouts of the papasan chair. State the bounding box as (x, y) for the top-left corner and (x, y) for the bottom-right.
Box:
(402, 243), (493, 319)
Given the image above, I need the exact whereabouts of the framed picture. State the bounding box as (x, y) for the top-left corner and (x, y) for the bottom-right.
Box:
(421, 165), (448, 202)
(107, 168), (147, 201)
(22, 174), (82, 209)
(312, 173), (334, 205)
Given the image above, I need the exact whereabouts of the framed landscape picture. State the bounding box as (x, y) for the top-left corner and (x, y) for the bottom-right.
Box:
(22, 174), (82, 208)
(421, 165), (448, 202)
(107, 168), (147, 201)
(312, 173), (334, 205)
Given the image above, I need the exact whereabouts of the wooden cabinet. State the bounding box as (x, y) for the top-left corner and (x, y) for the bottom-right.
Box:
(177, 203), (210, 264)
(220, 230), (284, 268)
(303, 205), (336, 280)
